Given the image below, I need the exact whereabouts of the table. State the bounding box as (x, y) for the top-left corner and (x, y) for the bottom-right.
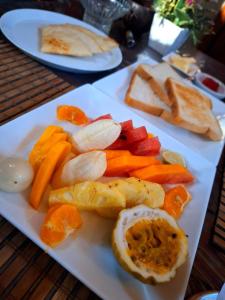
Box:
(0, 1), (225, 300)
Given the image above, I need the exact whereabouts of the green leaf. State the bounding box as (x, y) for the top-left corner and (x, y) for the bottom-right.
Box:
(153, 0), (214, 44)
(175, 0), (186, 10)
(174, 8), (192, 23)
(177, 20), (193, 27)
(191, 31), (198, 45)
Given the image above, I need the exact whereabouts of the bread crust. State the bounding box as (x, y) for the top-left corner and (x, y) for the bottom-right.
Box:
(165, 78), (223, 139)
(124, 64), (222, 141)
(124, 71), (165, 116)
(136, 65), (172, 106)
(125, 95), (164, 116)
(204, 118), (223, 141)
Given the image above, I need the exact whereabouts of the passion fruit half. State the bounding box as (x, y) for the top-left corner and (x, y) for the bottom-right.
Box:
(112, 205), (188, 284)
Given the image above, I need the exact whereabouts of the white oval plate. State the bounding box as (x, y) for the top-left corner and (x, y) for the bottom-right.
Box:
(0, 9), (123, 73)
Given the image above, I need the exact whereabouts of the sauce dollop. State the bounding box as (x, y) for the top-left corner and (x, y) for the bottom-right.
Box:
(202, 77), (219, 92)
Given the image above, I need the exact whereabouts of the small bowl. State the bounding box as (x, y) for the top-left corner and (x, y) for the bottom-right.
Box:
(195, 72), (225, 100)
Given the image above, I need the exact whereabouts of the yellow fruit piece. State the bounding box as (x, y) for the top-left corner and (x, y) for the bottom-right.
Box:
(49, 181), (126, 211)
(97, 177), (165, 219)
(108, 177), (165, 208)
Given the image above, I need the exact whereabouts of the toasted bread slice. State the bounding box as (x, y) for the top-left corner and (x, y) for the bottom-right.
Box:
(161, 107), (219, 141)
(165, 78), (223, 140)
(160, 110), (200, 133)
(160, 110), (176, 124)
(161, 94), (223, 141)
(162, 110), (208, 134)
(125, 70), (170, 116)
(204, 118), (223, 141)
(136, 63), (183, 106)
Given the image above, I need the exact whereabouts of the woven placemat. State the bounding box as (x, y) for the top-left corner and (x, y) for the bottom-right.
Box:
(0, 216), (101, 300)
(213, 170), (225, 251)
(0, 34), (224, 300)
(0, 36), (101, 299)
(0, 36), (74, 124)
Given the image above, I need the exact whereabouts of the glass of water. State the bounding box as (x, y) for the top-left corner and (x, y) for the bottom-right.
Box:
(80, 0), (132, 34)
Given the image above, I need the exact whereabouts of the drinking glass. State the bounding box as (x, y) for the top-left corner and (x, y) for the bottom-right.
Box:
(80, 0), (132, 34)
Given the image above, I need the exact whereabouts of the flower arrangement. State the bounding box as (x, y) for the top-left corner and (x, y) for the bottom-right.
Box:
(153, 0), (215, 44)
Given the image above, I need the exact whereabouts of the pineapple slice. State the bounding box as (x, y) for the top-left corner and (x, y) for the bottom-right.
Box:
(49, 181), (126, 211)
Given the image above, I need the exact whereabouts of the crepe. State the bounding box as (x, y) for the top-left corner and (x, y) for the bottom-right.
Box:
(40, 24), (118, 57)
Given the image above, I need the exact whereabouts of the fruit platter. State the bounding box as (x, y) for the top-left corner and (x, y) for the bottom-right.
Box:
(0, 85), (216, 300)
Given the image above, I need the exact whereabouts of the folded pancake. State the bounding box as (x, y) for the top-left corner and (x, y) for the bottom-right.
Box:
(40, 24), (118, 57)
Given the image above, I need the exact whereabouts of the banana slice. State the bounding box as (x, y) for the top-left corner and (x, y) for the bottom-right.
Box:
(72, 119), (121, 153)
(61, 151), (107, 185)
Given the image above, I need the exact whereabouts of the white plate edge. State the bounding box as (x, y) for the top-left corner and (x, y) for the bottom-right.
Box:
(0, 8), (123, 73)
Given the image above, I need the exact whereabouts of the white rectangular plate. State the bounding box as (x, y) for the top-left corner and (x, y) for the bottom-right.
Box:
(93, 62), (225, 166)
(0, 84), (216, 300)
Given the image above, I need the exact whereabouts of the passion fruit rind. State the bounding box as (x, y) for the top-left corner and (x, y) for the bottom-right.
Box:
(112, 205), (188, 284)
